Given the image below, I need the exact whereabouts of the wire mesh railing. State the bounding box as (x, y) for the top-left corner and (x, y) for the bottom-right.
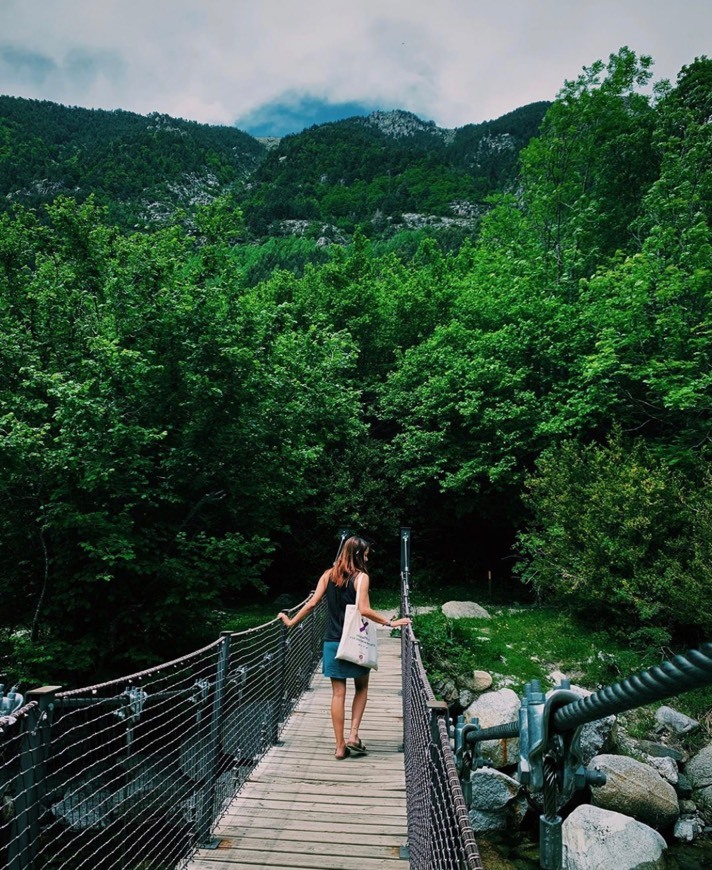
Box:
(0, 594), (326, 870)
(399, 528), (483, 870)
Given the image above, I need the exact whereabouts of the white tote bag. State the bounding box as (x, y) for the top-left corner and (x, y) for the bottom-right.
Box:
(335, 574), (378, 670)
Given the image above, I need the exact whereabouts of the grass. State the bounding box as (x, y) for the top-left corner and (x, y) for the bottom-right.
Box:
(411, 601), (712, 736)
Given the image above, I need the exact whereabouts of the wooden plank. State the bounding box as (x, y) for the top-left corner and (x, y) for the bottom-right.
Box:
(188, 629), (409, 869)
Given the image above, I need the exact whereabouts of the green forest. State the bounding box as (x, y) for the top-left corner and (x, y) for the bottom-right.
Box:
(0, 48), (709, 686)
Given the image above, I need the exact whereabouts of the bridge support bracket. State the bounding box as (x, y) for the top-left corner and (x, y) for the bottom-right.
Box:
(200, 837), (222, 850)
(399, 844), (410, 860)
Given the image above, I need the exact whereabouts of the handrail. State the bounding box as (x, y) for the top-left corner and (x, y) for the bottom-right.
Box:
(0, 592), (327, 870)
(399, 527), (484, 870)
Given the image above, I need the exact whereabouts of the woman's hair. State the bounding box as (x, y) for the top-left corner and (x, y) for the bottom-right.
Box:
(329, 535), (369, 587)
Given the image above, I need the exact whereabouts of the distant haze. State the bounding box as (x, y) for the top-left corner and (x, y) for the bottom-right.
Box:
(1, 0), (709, 135)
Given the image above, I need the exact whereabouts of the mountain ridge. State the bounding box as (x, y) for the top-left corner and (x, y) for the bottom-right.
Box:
(0, 94), (550, 237)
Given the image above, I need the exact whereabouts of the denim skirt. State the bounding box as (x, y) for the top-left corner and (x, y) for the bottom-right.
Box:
(322, 641), (370, 679)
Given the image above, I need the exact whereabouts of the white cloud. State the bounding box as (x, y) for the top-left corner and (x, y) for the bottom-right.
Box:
(1, 0), (709, 130)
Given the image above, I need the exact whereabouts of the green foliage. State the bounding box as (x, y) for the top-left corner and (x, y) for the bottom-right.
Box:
(412, 604), (662, 695)
(518, 432), (712, 643)
(0, 196), (365, 682)
(1, 49), (710, 689)
(240, 104), (548, 235)
(0, 96), (266, 229)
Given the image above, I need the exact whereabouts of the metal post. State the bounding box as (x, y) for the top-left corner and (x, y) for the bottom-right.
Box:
(271, 621), (288, 744)
(400, 527), (411, 600)
(8, 686), (61, 870)
(197, 633), (231, 848)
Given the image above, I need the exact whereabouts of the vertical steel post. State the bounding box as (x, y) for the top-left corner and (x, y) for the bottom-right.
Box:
(271, 621), (288, 744)
(197, 633), (231, 848)
(400, 527), (411, 602)
(8, 686), (61, 870)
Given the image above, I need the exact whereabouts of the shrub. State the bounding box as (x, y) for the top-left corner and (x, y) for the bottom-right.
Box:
(517, 431), (712, 645)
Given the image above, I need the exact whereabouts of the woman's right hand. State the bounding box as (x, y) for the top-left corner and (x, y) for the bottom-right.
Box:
(390, 617), (411, 628)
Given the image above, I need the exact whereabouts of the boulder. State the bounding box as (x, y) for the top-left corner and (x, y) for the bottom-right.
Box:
(464, 688), (520, 768)
(644, 755), (678, 786)
(686, 742), (712, 823)
(562, 804), (667, 870)
(441, 601), (491, 620)
(631, 739), (686, 762)
(655, 705), (699, 735)
(458, 689), (475, 710)
(468, 768), (527, 833)
(462, 670), (493, 693)
(550, 682), (615, 765)
(589, 753), (679, 829)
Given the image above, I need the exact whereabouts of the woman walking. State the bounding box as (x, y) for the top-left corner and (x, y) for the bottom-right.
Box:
(279, 535), (410, 759)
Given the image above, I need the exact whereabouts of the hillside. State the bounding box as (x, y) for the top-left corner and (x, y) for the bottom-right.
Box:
(241, 102), (550, 236)
(0, 95), (267, 227)
(0, 95), (548, 238)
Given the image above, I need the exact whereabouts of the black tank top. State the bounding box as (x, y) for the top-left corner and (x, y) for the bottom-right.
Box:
(324, 574), (358, 641)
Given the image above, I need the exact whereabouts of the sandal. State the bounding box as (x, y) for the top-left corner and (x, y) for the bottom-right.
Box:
(346, 739), (367, 755)
(335, 747), (351, 760)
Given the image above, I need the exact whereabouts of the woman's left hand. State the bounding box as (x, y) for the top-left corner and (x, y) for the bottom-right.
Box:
(278, 612), (292, 628)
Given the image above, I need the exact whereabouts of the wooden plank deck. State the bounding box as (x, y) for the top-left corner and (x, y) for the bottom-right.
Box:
(188, 627), (409, 869)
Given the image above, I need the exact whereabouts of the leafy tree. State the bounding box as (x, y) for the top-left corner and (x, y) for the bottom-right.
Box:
(518, 432), (711, 646)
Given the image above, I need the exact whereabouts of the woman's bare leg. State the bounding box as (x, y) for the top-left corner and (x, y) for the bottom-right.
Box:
(347, 673), (370, 745)
(330, 678), (348, 756)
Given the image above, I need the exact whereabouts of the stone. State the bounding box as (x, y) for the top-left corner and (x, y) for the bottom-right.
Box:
(441, 601), (491, 620)
(458, 689), (475, 710)
(687, 743), (712, 823)
(676, 772), (693, 799)
(632, 739), (686, 762)
(551, 682), (615, 765)
(673, 816), (700, 843)
(462, 670), (493, 693)
(589, 753), (680, 829)
(464, 688), (520, 768)
(562, 804), (667, 870)
(468, 769), (527, 833)
(655, 705), (700, 735)
(686, 743), (712, 788)
(469, 768), (521, 810)
(645, 755), (678, 786)
(432, 678), (459, 705)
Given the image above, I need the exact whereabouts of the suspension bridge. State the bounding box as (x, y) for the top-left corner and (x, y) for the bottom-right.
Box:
(2, 529), (712, 870)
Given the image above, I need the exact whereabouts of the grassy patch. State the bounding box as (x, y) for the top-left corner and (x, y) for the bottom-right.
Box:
(411, 602), (712, 731)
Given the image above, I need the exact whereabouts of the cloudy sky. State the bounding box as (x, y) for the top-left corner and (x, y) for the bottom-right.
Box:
(1, 1), (709, 136)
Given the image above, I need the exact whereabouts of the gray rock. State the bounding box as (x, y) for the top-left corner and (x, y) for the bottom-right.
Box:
(645, 755), (678, 786)
(687, 743), (712, 788)
(432, 678), (459, 705)
(458, 689), (475, 710)
(468, 769), (527, 833)
(655, 705), (699, 735)
(464, 688), (520, 768)
(687, 743), (712, 823)
(462, 670), (493, 693)
(676, 772), (693, 799)
(468, 807), (508, 832)
(441, 600), (491, 619)
(673, 816), (701, 843)
(552, 683), (616, 765)
(589, 753), (679, 829)
(632, 739), (686, 762)
(469, 768), (521, 810)
(562, 804), (667, 870)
